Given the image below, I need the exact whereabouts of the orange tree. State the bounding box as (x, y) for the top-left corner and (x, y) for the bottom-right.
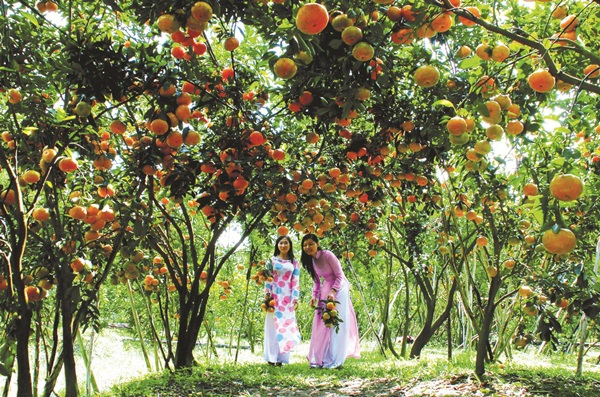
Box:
(3, 0), (600, 394)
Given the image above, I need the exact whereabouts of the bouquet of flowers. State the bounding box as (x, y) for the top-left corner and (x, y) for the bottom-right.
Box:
(261, 292), (276, 313)
(317, 297), (343, 333)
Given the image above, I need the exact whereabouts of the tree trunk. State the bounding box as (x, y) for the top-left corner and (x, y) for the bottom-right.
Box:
(410, 278), (458, 358)
(475, 276), (501, 378)
(174, 289), (210, 368)
(15, 312), (33, 397)
(475, 305), (494, 378)
(61, 273), (79, 397)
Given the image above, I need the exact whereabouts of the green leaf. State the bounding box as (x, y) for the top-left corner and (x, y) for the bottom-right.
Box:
(21, 12), (39, 28)
(458, 57), (481, 69)
(432, 100), (455, 109)
(550, 157), (565, 167)
(478, 103), (490, 117)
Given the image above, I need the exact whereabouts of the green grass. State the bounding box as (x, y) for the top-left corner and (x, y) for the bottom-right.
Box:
(101, 349), (600, 397)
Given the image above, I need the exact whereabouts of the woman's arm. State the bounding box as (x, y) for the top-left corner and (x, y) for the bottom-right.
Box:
(325, 250), (344, 295)
(291, 259), (300, 306)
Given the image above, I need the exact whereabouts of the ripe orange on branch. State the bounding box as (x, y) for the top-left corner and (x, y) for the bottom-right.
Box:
(273, 58), (297, 79)
(528, 69), (555, 93)
(296, 3), (329, 35)
(414, 65), (440, 87)
(542, 227), (576, 255)
(352, 42), (374, 62)
(549, 174), (583, 201)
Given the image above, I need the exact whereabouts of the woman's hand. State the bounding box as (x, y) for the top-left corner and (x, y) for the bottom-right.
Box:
(310, 297), (317, 308)
(328, 289), (337, 300)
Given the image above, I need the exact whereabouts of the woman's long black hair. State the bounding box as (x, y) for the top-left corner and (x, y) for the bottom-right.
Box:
(273, 235), (295, 260)
(301, 234), (320, 282)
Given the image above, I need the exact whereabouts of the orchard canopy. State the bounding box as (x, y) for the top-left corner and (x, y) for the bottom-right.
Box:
(3, 0), (600, 395)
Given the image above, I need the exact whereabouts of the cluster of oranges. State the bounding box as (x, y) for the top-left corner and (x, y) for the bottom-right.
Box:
(157, 1), (215, 61)
(251, 261), (273, 286)
(261, 293), (276, 313)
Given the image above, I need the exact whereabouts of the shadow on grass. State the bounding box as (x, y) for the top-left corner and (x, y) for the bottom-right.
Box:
(104, 358), (600, 397)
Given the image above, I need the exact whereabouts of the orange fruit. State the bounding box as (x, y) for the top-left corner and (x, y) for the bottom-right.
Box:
(272, 148), (285, 161)
(518, 285), (533, 297)
(22, 170), (41, 184)
(476, 75), (496, 95)
(416, 24), (436, 39)
(549, 174), (583, 201)
(191, 1), (213, 22)
(584, 64), (600, 78)
(223, 37), (239, 51)
(97, 185), (115, 198)
(523, 183), (539, 197)
(401, 5), (417, 22)
(414, 65), (440, 87)
(491, 44), (510, 62)
(32, 207), (50, 222)
(560, 15), (578, 32)
(277, 225), (289, 236)
(552, 6), (567, 20)
(528, 69), (555, 93)
(273, 58), (297, 79)
(351, 41), (374, 62)
(248, 131), (265, 146)
(157, 14), (181, 34)
(330, 13), (353, 32)
(506, 120), (524, 136)
(446, 116), (467, 136)
(542, 227), (576, 255)
(298, 91), (314, 106)
(430, 13), (453, 33)
(301, 179), (314, 190)
(184, 130), (201, 145)
(386, 6), (403, 22)
(58, 157), (79, 173)
(448, 133), (470, 146)
(150, 119), (169, 135)
(8, 89), (22, 104)
(391, 28), (414, 45)
(507, 103), (521, 118)
(25, 286), (43, 302)
(503, 259), (515, 269)
(110, 120), (127, 134)
(456, 45), (471, 58)
(475, 43), (491, 60)
(175, 104), (192, 122)
(42, 147), (58, 163)
(341, 26), (363, 46)
(166, 131), (184, 148)
(481, 101), (502, 124)
(476, 235), (489, 246)
(0, 189), (16, 205)
(458, 6), (481, 26)
(296, 3), (329, 35)
(69, 205), (87, 220)
(473, 140), (492, 154)
(486, 266), (498, 278)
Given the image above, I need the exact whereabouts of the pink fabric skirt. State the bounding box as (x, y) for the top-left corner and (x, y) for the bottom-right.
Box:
(307, 280), (360, 368)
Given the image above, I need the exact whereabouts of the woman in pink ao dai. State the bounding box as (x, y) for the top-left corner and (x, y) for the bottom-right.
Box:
(264, 235), (301, 365)
(301, 234), (360, 369)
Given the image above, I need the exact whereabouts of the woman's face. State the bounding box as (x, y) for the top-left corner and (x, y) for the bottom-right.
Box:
(302, 238), (318, 257)
(278, 238), (291, 255)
